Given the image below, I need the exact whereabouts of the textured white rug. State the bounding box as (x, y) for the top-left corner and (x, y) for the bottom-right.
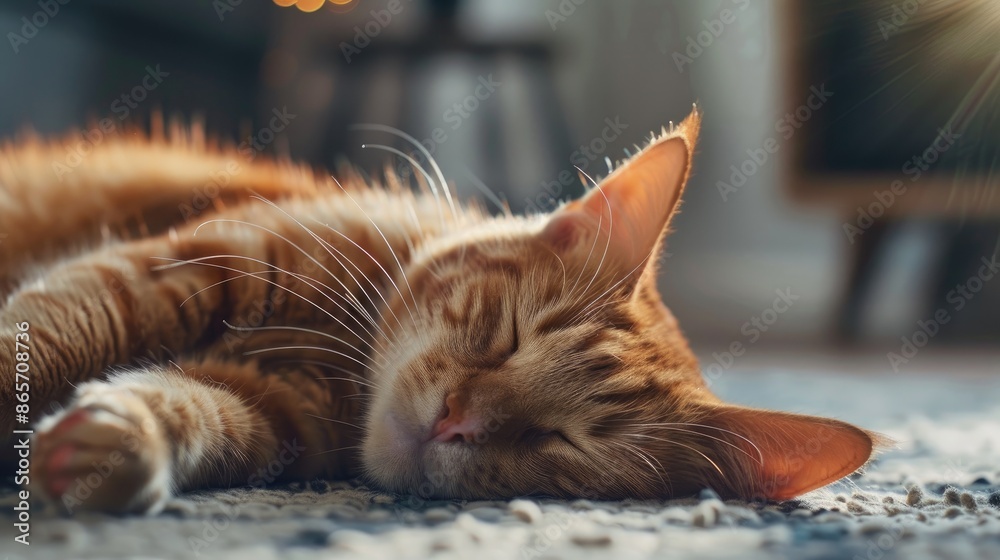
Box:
(2, 365), (999, 560)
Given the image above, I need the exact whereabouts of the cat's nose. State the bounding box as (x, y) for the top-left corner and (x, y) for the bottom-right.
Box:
(429, 393), (482, 444)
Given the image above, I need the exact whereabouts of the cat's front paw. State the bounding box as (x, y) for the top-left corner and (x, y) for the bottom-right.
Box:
(32, 385), (172, 514)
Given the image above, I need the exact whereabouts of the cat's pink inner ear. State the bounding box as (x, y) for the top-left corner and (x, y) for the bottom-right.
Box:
(539, 109), (700, 272)
(709, 407), (876, 501)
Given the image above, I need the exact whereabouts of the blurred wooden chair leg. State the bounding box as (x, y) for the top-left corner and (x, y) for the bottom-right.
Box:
(836, 218), (891, 344)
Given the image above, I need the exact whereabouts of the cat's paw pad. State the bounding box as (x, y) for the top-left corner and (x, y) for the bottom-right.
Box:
(32, 388), (171, 514)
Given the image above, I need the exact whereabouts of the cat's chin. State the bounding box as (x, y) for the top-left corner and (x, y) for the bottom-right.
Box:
(362, 411), (475, 498)
(362, 410), (428, 490)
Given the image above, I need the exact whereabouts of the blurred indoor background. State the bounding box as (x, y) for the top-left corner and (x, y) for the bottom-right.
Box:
(1, 0), (997, 376)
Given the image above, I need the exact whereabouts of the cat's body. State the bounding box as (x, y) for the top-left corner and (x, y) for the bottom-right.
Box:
(0, 111), (878, 513)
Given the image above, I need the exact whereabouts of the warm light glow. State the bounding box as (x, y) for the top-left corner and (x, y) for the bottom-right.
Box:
(295, 0), (326, 12)
(271, 0), (357, 11)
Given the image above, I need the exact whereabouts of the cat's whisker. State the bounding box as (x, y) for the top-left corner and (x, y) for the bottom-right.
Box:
(156, 253), (353, 321)
(352, 123), (458, 224)
(360, 143), (446, 230)
(572, 298), (625, 323)
(330, 176), (423, 328)
(563, 167), (606, 305)
(271, 357), (379, 388)
(165, 360), (186, 377)
(561, 297), (616, 330)
(308, 217), (416, 336)
(625, 450), (668, 494)
(221, 321), (379, 367)
(243, 345), (376, 374)
(244, 195), (404, 338)
(635, 422), (764, 466)
(151, 256), (382, 353)
(177, 268), (389, 347)
(313, 376), (380, 391)
(237, 200), (400, 339)
(542, 247), (568, 296)
(249, 379), (276, 408)
(283, 271), (388, 349)
(386, 200), (424, 288)
(186, 218), (385, 337)
(574, 165), (614, 305)
(307, 444), (363, 458)
(570, 246), (657, 324)
(178, 269), (265, 307)
(632, 428), (759, 466)
(403, 203), (446, 283)
(193, 215), (384, 334)
(303, 412), (364, 431)
(566, 202), (603, 300)
(679, 444), (726, 480)
(158, 344), (179, 362)
(635, 433), (726, 480)
(464, 170), (512, 217)
(608, 440), (670, 494)
(395, 203), (420, 262)
(155, 253), (384, 345)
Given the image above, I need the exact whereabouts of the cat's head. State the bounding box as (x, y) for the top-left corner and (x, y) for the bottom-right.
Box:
(361, 108), (877, 502)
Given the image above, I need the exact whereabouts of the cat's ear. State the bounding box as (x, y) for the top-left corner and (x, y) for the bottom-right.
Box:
(539, 107), (700, 274)
(694, 405), (878, 501)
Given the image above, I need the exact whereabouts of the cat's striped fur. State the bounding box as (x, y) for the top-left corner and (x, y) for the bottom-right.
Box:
(0, 110), (877, 513)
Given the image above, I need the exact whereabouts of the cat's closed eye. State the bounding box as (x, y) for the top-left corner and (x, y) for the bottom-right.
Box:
(508, 312), (520, 355)
(519, 426), (571, 447)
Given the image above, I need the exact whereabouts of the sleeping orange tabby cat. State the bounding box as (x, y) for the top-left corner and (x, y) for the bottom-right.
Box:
(0, 109), (877, 513)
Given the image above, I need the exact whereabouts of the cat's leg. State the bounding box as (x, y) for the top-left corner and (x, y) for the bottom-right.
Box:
(30, 358), (353, 513)
(0, 231), (289, 432)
